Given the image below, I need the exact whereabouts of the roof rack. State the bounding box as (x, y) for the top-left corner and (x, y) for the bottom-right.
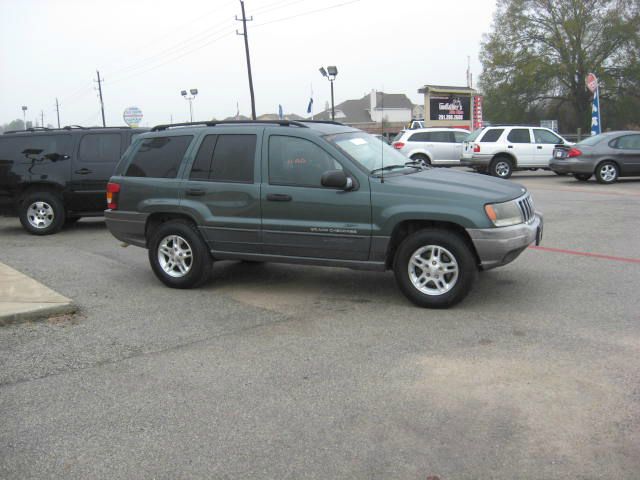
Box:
(150, 119), (314, 132)
(3, 125), (137, 135)
(299, 120), (345, 126)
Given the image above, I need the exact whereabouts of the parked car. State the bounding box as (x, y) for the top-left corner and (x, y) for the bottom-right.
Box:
(0, 126), (147, 234)
(105, 120), (542, 308)
(550, 131), (640, 184)
(461, 126), (571, 178)
(408, 119), (424, 129)
(392, 128), (470, 166)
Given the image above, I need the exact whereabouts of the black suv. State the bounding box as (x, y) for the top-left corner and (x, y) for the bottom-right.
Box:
(0, 126), (147, 234)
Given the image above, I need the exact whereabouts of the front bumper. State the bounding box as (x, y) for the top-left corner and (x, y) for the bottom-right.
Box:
(549, 158), (594, 174)
(466, 213), (543, 270)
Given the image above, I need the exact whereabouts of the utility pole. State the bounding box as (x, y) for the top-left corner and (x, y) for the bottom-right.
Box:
(55, 98), (61, 128)
(236, 1), (256, 120)
(95, 69), (106, 127)
(40, 110), (44, 128)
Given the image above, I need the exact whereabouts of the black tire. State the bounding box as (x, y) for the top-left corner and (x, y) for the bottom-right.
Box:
(410, 153), (431, 167)
(147, 220), (212, 289)
(595, 161), (619, 184)
(574, 173), (592, 182)
(489, 156), (513, 179)
(18, 190), (66, 235)
(393, 229), (478, 308)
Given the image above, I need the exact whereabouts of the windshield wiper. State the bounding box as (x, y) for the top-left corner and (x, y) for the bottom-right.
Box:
(370, 164), (420, 175)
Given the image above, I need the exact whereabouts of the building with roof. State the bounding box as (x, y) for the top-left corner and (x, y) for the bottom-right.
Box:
(312, 89), (413, 134)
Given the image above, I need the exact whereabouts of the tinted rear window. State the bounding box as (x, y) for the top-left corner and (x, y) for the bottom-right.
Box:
(79, 133), (122, 163)
(479, 129), (504, 142)
(507, 129), (531, 143)
(190, 134), (255, 183)
(125, 136), (192, 178)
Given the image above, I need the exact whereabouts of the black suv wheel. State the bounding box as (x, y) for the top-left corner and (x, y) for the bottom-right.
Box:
(393, 229), (477, 308)
(148, 220), (212, 288)
(18, 191), (66, 235)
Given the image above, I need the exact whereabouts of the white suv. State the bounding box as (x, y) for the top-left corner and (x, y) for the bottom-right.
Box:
(461, 126), (571, 178)
(392, 127), (470, 166)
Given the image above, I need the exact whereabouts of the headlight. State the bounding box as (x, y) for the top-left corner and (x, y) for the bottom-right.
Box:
(485, 199), (524, 227)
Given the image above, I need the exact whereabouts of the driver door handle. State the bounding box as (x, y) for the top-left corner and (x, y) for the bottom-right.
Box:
(74, 168), (92, 175)
(267, 193), (292, 202)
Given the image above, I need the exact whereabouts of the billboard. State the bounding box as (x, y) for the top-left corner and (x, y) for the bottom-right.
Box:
(429, 95), (470, 121)
(123, 106), (143, 127)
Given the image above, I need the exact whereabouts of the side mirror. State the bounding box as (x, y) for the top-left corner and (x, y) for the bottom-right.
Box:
(321, 169), (353, 190)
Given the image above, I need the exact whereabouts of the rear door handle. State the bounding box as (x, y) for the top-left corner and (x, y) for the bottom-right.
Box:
(186, 188), (205, 196)
(267, 193), (292, 202)
(537, 146), (543, 149)
(507, 145), (513, 149)
(74, 168), (92, 175)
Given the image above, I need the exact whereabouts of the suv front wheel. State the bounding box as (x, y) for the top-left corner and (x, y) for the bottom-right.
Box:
(148, 220), (212, 288)
(489, 156), (513, 179)
(393, 229), (477, 308)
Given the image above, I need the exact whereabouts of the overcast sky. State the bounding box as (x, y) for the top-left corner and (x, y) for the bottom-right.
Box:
(0, 0), (496, 127)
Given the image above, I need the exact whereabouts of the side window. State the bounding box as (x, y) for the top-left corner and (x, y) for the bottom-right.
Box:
(453, 131), (468, 143)
(0, 135), (71, 162)
(507, 129), (531, 143)
(190, 135), (217, 181)
(533, 129), (561, 144)
(479, 129), (504, 142)
(125, 135), (192, 178)
(614, 134), (640, 150)
(408, 132), (431, 142)
(269, 136), (341, 187)
(430, 131), (451, 143)
(79, 133), (122, 163)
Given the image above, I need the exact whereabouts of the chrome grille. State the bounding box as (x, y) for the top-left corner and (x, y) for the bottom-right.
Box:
(517, 194), (535, 224)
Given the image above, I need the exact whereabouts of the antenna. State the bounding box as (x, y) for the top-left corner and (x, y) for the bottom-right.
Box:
(380, 87), (384, 183)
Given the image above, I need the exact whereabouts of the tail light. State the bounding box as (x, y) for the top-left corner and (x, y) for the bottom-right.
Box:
(473, 144), (481, 153)
(567, 148), (582, 158)
(106, 182), (120, 210)
(393, 142), (405, 150)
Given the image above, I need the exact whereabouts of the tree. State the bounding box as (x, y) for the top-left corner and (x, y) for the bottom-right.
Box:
(479, 0), (640, 131)
(0, 119), (26, 132)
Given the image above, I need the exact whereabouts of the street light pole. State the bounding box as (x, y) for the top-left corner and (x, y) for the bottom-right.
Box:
(21, 106), (27, 130)
(319, 66), (338, 122)
(181, 89), (198, 122)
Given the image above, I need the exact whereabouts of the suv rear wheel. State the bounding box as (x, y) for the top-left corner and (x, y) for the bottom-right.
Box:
(148, 220), (212, 288)
(393, 229), (477, 308)
(18, 191), (66, 235)
(489, 156), (513, 179)
(410, 153), (431, 167)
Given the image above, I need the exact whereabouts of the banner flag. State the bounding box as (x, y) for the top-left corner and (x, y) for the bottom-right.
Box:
(587, 73), (601, 135)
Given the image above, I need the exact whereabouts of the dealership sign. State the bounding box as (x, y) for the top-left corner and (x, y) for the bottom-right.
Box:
(123, 106), (143, 127)
(429, 95), (470, 121)
(473, 96), (483, 130)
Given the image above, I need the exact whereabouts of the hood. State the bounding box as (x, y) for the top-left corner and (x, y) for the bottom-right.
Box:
(380, 168), (526, 204)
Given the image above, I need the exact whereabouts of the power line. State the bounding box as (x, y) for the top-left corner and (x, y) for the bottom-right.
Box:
(253, 0), (361, 29)
(107, 31), (235, 86)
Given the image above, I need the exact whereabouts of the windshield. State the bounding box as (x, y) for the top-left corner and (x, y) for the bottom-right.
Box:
(327, 132), (414, 174)
(465, 128), (484, 142)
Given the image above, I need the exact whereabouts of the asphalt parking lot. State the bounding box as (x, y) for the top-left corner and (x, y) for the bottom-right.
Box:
(1, 170), (639, 479)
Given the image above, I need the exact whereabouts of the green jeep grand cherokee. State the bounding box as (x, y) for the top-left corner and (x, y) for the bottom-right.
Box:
(105, 120), (543, 308)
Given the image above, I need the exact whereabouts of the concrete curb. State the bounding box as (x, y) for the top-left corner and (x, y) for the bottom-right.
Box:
(0, 262), (76, 326)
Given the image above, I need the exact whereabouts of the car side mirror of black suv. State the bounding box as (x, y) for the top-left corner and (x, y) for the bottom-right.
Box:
(321, 170), (353, 190)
